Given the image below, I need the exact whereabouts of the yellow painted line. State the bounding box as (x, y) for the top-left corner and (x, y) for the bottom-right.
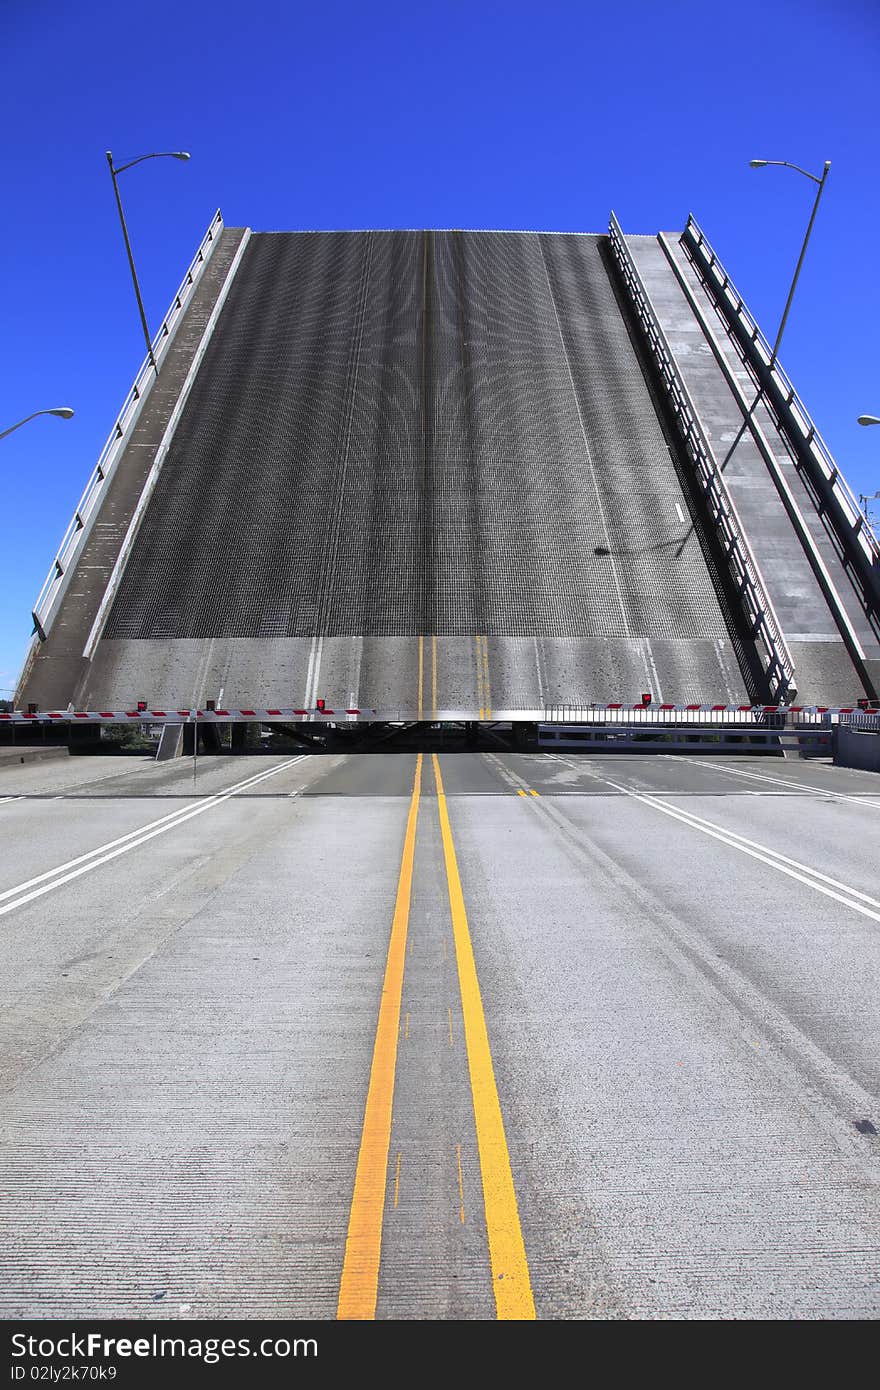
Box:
(517, 789), (527, 798)
(475, 634), (484, 719)
(456, 1143), (465, 1225)
(431, 753), (535, 1320)
(337, 754), (423, 1320)
(481, 635), (492, 718)
(417, 635), (424, 720)
(429, 636), (434, 718)
(529, 789), (539, 798)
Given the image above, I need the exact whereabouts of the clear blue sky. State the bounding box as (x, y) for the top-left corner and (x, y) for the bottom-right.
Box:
(1, 0), (878, 696)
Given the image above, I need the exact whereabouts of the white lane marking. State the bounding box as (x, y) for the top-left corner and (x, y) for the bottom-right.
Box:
(304, 635), (324, 709)
(0, 797), (21, 805)
(644, 640), (664, 704)
(0, 759), (302, 917)
(545, 755), (880, 925)
(661, 754), (880, 810)
(304, 637), (318, 708)
(675, 502), (685, 524)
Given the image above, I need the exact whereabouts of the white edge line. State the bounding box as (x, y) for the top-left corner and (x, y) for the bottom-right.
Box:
(669, 753), (880, 811)
(0, 758), (299, 910)
(597, 774), (880, 916)
(547, 754), (880, 918)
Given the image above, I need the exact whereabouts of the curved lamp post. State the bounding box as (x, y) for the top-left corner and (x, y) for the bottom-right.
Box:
(106, 149), (190, 376)
(749, 158), (831, 367)
(855, 419), (880, 521)
(0, 408), (74, 442)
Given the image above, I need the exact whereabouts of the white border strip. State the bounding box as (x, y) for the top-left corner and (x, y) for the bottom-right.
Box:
(83, 229), (253, 659)
(30, 212), (225, 639)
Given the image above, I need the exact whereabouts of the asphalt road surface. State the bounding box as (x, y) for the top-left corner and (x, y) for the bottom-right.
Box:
(1, 748), (878, 1320)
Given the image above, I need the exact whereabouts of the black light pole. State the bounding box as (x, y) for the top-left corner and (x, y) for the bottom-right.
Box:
(105, 149), (190, 377)
(749, 158), (831, 367)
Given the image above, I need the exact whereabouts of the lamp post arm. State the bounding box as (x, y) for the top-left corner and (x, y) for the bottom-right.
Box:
(106, 152), (158, 376)
(768, 160), (831, 367)
(775, 160), (823, 184)
(0, 409), (73, 442)
(111, 151), (186, 175)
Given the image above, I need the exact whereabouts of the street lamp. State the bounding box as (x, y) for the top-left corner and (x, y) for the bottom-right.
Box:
(855, 420), (880, 522)
(106, 149), (190, 377)
(0, 407), (74, 442)
(749, 157), (831, 366)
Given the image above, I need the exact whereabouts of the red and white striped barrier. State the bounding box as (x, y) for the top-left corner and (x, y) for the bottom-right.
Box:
(0, 703), (876, 724)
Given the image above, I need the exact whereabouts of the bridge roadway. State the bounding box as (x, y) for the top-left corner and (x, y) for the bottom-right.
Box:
(1, 749), (878, 1320)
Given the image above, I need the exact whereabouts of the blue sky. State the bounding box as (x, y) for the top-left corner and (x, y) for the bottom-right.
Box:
(1, 0), (878, 695)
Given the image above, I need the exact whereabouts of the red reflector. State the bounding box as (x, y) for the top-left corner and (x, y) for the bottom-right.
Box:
(73, 713), (89, 719)
(346, 708), (361, 715)
(266, 709), (281, 715)
(125, 711), (141, 718)
(22, 713), (37, 719)
(0, 713), (10, 720)
(607, 703), (622, 709)
(151, 711), (167, 717)
(100, 712), (115, 718)
(176, 710), (190, 717)
(659, 703), (675, 710)
(293, 709), (307, 716)
(240, 709), (256, 716)
(763, 706), (779, 713)
(712, 705), (726, 711)
(816, 707), (829, 713)
(47, 713), (63, 719)
(214, 710), (230, 716)
(839, 707), (853, 713)
(737, 705), (752, 711)
(319, 709), (334, 715)
(790, 706), (803, 712)
(686, 704), (701, 711)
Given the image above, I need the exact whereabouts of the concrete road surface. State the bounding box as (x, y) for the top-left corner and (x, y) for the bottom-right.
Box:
(0, 748), (878, 1320)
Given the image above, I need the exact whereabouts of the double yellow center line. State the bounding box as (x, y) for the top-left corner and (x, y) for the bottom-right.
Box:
(417, 635), (438, 720)
(337, 753), (534, 1320)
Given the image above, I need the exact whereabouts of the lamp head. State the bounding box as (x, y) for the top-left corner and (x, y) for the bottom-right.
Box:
(171, 152), (190, 161)
(50, 408), (75, 420)
(857, 415), (880, 427)
(749, 159), (769, 169)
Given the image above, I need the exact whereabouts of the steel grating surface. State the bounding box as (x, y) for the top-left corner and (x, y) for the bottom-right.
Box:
(102, 231), (731, 642)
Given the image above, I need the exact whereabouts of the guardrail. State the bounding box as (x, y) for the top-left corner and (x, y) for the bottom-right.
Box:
(29, 210), (225, 641)
(680, 214), (880, 618)
(2, 703), (874, 726)
(607, 212), (796, 703)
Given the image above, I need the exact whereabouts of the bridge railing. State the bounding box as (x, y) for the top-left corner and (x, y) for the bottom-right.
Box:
(3, 704), (870, 726)
(29, 210), (225, 641)
(608, 212), (796, 703)
(680, 214), (880, 616)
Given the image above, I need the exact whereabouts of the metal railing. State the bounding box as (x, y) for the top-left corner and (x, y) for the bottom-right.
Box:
(607, 212), (796, 703)
(542, 704), (841, 727)
(680, 215), (880, 602)
(30, 210), (225, 640)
